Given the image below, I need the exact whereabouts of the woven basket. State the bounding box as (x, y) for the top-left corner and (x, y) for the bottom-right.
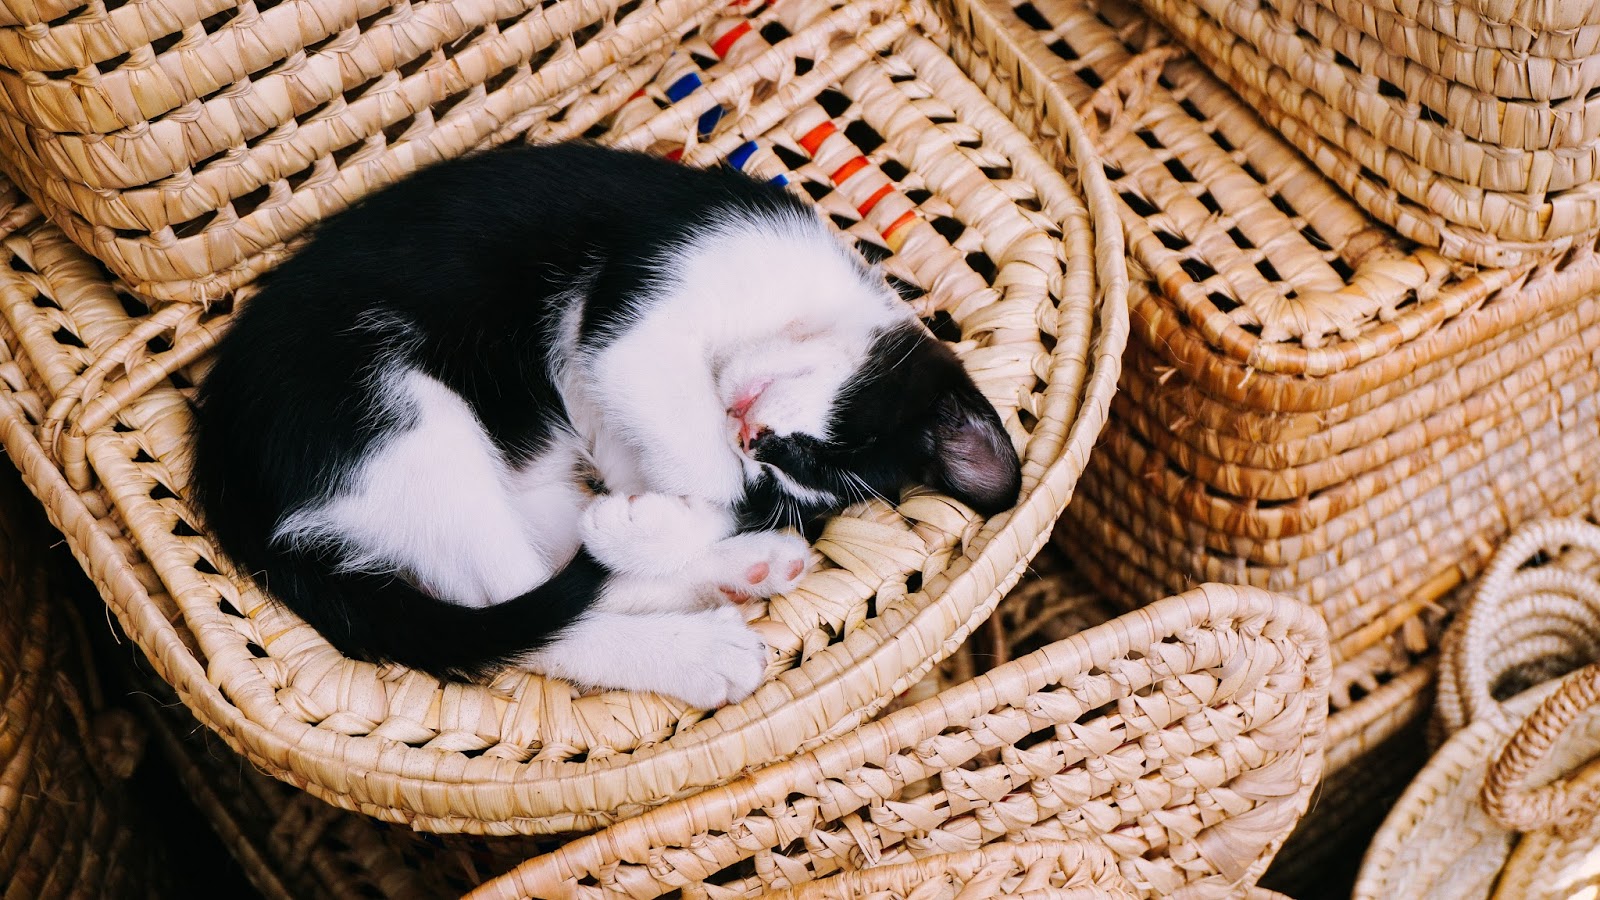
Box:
(1354, 517), (1600, 899)
(0, 0), (727, 302)
(0, 0), (1126, 836)
(1130, 0), (1600, 266)
(470, 582), (1331, 900)
(0, 465), (164, 896)
(927, 0), (1600, 765)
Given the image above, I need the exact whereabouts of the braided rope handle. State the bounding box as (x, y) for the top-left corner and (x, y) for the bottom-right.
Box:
(1441, 518), (1600, 735)
(1483, 662), (1600, 837)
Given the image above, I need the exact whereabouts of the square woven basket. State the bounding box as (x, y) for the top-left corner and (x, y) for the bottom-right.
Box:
(929, 0), (1600, 770)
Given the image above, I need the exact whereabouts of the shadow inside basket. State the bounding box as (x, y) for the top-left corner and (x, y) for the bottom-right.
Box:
(0, 0), (1120, 834)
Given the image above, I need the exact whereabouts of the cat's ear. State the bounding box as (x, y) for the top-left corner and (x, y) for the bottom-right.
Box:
(923, 380), (1021, 515)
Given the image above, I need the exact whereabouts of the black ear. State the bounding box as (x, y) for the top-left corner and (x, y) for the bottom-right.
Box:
(924, 379), (1022, 515)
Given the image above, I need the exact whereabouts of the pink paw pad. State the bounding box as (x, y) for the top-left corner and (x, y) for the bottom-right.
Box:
(745, 562), (770, 585)
(786, 559), (805, 580)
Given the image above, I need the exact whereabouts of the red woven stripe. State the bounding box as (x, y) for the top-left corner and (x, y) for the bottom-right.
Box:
(883, 209), (917, 239)
(830, 156), (868, 184)
(798, 122), (836, 156)
(711, 21), (752, 58)
(856, 183), (893, 215)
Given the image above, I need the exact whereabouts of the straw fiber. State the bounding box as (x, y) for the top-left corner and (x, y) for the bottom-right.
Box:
(933, 0), (1600, 764)
(0, 450), (164, 897)
(0, 0), (1126, 836)
(0, 0), (726, 301)
(1131, 0), (1600, 266)
(752, 842), (1138, 899)
(471, 583), (1332, 900)
(1354, 518), (1600, 900)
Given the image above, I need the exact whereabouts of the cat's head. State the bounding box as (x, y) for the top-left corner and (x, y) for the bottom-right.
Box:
(724, 319), (1022, 530)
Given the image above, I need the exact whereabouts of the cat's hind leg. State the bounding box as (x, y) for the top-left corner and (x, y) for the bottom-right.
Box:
(519, 605), (767, 708)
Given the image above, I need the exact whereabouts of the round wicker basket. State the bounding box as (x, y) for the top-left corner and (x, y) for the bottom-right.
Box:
(0, 0), (1126, 835)
(1355, 518), (1600, 899)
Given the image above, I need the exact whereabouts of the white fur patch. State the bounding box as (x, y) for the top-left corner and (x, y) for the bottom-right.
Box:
(275, 369), (561, 607)
(566, 212), (916, 503)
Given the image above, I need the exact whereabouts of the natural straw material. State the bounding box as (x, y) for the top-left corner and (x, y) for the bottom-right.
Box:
(0, 0), (1126, 835)
(935, 0), (1600, 765)
(471, 583), (1331, 900)
(0, 460), (164, 897)
(0, 0), (725, 301)
(1132, 0), (1600, 266)
(1355, 518), (1600, 900)
(754, 843), (1137, 900)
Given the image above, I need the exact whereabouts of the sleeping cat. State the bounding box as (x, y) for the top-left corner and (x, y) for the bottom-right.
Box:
(191, 142), (1021, 708)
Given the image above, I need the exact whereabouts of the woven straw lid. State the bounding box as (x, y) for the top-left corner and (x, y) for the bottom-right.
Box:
(0, 0), (1127, 835)
(470, 583), (1331, 900)
(1131, 0), (1600, 266)
(936, 0), (1600, 437)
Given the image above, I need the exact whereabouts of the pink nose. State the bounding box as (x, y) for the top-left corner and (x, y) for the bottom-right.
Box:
(728, 379), (771, 419)
(730, 380), (772, 452)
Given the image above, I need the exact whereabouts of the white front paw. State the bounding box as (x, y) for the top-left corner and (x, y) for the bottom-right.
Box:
(581, 492), (731, 576)
(659, 606), (769, 708)
(706, 530), (812, 600)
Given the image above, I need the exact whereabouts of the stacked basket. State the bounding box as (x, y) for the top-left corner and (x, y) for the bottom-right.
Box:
(0, 0), (729, 301)
(933, 0), (1600, 770)
(1126, 0), (1600, 267)
(0, 0), (1129, 839)
(0, 446), (164, 896)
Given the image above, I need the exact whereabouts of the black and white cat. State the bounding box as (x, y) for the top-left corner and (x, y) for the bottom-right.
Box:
(191, 142), (1021, 708)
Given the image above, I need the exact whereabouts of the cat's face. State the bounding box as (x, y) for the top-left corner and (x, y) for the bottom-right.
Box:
(725, 320), (1022, 530)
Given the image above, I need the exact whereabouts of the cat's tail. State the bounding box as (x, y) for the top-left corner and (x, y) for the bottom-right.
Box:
(252, 546), (608, 682)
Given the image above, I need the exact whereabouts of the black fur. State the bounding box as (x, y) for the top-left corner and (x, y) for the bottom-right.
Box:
(191, 142), (1020, 682)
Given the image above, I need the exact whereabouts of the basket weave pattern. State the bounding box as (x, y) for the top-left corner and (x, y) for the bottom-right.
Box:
(933, 0), (1600, 765)
(754, 843), (1138, 900)
(0, 0), (1126, 836)
(0, 0), (725, 301)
